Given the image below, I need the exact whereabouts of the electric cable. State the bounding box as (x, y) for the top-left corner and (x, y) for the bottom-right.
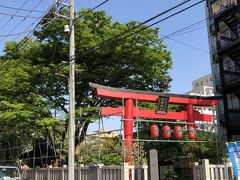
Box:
(0, 0), (110, 72)
(0, 0), (30, 33)
(0, 2), (58, 72)
(166, 25), (206, 38)
(80, 0), (204, 57)
(160, 34), (209, 54)
(105, 0), (206, 52)
(12, 4), (59, 43)
(0, 4), (45, 13)
(0, 11), (54, 20)
(80, 0), (191, 56)
(0, 29), (34, 37)
(61, 2), (208, 73)
(161, 18), (207, 39)
(0, 0), (47, 44)
(0, 0), (208, 72)
(74, 0), (109, 21)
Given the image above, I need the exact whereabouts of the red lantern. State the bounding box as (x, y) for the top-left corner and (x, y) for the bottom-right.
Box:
(162, 125), (171, 139)
(174, 126), (183, 139)
(188, 127), (196, 139)
(150, 124), (159, 139)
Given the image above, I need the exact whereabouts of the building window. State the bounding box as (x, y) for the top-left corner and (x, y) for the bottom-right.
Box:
(195, 83), (199, 87)
(205, 88), (213, 96)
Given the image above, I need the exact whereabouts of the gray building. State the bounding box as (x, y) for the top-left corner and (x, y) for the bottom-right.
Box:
(206, 0), (240, 140)
(186, 74), (214, 96)
(186, 74), (217, 133)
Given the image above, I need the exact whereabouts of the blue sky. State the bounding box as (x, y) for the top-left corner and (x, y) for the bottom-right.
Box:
(0, 0), (211, 130)
(76, 0), (211, 94)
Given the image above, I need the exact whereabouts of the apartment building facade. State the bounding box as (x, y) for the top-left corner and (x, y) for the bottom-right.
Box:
(187, 74), (214, 97)
(186, 74), (217, 133)
(206, 0), (240, 140)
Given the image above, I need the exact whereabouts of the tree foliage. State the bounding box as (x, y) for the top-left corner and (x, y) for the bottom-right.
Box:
(180, 131), (227, 164)
(0, 8), (172, 165)
(80, 136), (123, 165)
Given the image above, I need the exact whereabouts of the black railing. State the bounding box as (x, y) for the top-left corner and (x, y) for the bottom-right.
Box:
(210, 0), (237, 16)
(218, 28), (238, 48)
(224, 68), (240, 85)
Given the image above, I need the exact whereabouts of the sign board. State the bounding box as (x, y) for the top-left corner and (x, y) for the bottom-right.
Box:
(149, 149), (159, 180)
(156, 97), (169, 114)
(226, 142), (240, 180)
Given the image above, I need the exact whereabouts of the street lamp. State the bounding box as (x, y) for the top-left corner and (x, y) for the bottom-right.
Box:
(55, 73), (70, 93)
(55, 73), (69, 85)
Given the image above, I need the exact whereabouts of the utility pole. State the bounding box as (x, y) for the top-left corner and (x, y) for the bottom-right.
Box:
(54, 0), (75, 178)
(69, 0), (75, 179)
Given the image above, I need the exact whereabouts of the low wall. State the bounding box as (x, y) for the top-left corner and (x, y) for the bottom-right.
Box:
(23, 164), (148, 180)
(192, 159), (234, 180)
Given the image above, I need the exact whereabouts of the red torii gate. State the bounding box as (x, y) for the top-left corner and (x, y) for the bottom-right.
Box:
(89, 83), (219, 164)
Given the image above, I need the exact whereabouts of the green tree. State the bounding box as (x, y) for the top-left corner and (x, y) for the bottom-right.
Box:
(1, 8), (172, 163)
(180, 131), (226, 164)
(0, 56), (60, 165)
(79, 135), (123, 165)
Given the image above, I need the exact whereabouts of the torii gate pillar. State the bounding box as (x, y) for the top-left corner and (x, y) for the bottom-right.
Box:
(124, 99), (134, 163)
(186, 104), (195, 129)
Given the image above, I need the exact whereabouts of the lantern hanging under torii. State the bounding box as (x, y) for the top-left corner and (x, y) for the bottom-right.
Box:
(174, 126), (183, 139)
(150, 124), (159, 139)
(188, 126), (196, 139)
(163, 125), (171, 139)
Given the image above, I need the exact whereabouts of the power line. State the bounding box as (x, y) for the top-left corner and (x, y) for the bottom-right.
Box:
(0, 29), (34, 37)
(74, 0), (109, 21)
(0, 0), (208, 72)
(0, 4), (45, 13)
(80, 0), (191, 56)
(0, 21), (52, 72)
(161, 18), (207, 39)
(98, 20), (209, 64)
(166, 25), (206, 38)
(0, 0), (111, 72)
(160, 34), (209, 53)
(0, 19), (55, 39)
(0, 11), (54, 20)
(80, 0), (205, 57)
(0, 2), (58, 72)
(76, 0), (208, 69)
(0, 0), (108, 72)
(0, 0), (47, 44)
(79, 24), (209, 78)
(0, 0), (30, 33)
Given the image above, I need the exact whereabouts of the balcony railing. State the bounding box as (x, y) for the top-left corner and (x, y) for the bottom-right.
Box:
(224, 69), (240, 86)
(218, 28), (238, 49)
(210, 0), (237, 16)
